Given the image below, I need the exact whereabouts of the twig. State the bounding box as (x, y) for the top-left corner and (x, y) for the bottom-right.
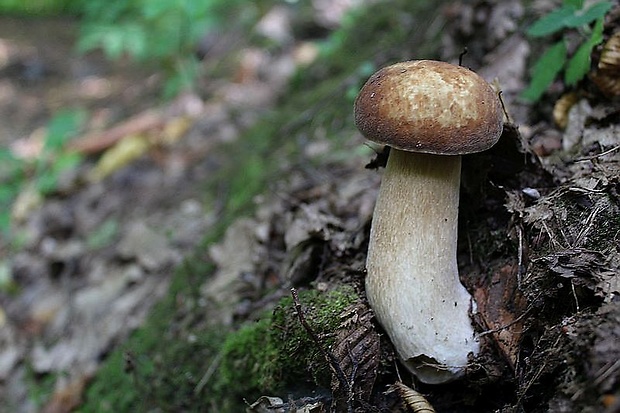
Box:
(477, 309), (529, 338)
(570, 280), (580, 312)
(575, 145), (620, 162)
(574, 204), (603, 247)
(517, 225), (524, 287)
(458, 47), (468, 67)
(498, 90), (511, 124)
(517, 333), (563, 406)
(68, 110), (163, 155)
(194, 350), (224, 395)
(291, 288), (352, 413)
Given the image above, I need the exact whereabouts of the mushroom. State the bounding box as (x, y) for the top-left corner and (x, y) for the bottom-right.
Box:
(354, 60), (503, 383)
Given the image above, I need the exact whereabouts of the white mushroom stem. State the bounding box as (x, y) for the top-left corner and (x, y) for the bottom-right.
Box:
(366, 148), (479, 384)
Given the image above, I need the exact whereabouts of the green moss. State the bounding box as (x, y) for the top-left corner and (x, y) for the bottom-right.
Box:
(215, 318), (280, 394)
(78, 351), (137, 413)
(81, 329), (227, 413)
(270, 287), (359, 386)
(79, 258), (222, 412)
(214, 286), (359, 407)
(81, 285), (358, 412)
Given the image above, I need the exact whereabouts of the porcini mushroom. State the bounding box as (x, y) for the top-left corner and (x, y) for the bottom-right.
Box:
(355, 60), (503, 383)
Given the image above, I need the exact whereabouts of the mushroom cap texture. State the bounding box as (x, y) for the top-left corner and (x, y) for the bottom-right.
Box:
(354, 60), (504, 155)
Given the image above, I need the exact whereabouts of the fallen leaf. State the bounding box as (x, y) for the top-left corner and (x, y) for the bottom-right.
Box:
(87, 134), (150, 182)
(474, 262), (527, 369)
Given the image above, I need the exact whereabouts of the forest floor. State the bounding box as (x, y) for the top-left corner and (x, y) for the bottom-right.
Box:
(0, 12), (300, 412)
(1, 1), (619, 412)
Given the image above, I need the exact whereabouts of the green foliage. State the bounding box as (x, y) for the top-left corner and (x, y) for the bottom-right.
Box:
(521, 0), (612, 102)
(0, 149), (23, 234)
(0, 109), (86, 236)
(565, 17), (605, 85)
(523, 41), (568, 102)
(35, 110), (86, 194)
(75, 0), (256, 98)
(0, 0), (80, 15)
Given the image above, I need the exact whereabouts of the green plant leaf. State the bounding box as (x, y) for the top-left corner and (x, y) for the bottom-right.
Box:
(564, 1), (613, 28)
(44, 109), (87, 151)
(565, 16), (605, 85)
(564, 0), (584, 8)
(162, 57), (201, 98)
(121, 23), (148, 60)
(0, 148), (22, 180)
(526, 5), (578, 37)
(35, 172), (58, 195)
(565, 42), (595, 86)
(527, 1), (611, 37)
(99, 25), (127, 59)
(521, 41), (567, 102)
(0, 184), (19, 204)
(141, 0), (177, 19)
(52, 152), (82, 173)
(0, 212), (10, 236)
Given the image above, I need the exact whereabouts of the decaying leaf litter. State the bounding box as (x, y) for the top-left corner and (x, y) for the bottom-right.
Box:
(1, 0), (620, 411)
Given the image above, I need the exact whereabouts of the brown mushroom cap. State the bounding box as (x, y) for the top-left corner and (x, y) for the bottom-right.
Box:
(354, 60), (504, 155)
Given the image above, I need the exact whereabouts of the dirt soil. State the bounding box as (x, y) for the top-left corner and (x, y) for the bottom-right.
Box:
(1, 1), (620, 412)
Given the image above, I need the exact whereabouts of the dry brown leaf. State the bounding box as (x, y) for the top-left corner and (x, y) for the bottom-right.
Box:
(87, 134), (150, 182)
(474, 262), (527, 369)
(331, 302), (379, 409)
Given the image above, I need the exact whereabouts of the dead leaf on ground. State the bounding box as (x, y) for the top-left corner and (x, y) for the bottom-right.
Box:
(331, 302), (379, 410)
(474, 262), (527, 370)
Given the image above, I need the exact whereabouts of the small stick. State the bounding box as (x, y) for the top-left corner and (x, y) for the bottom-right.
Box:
(291, 288), (352, 413)
(498, 90), (511, 124)
(194, 350), (224, 395)
(68, 110), (163, 154)
(458, 47), (468, 67)
(517, 225), (524, 287)
(575, 144), (620, 162)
